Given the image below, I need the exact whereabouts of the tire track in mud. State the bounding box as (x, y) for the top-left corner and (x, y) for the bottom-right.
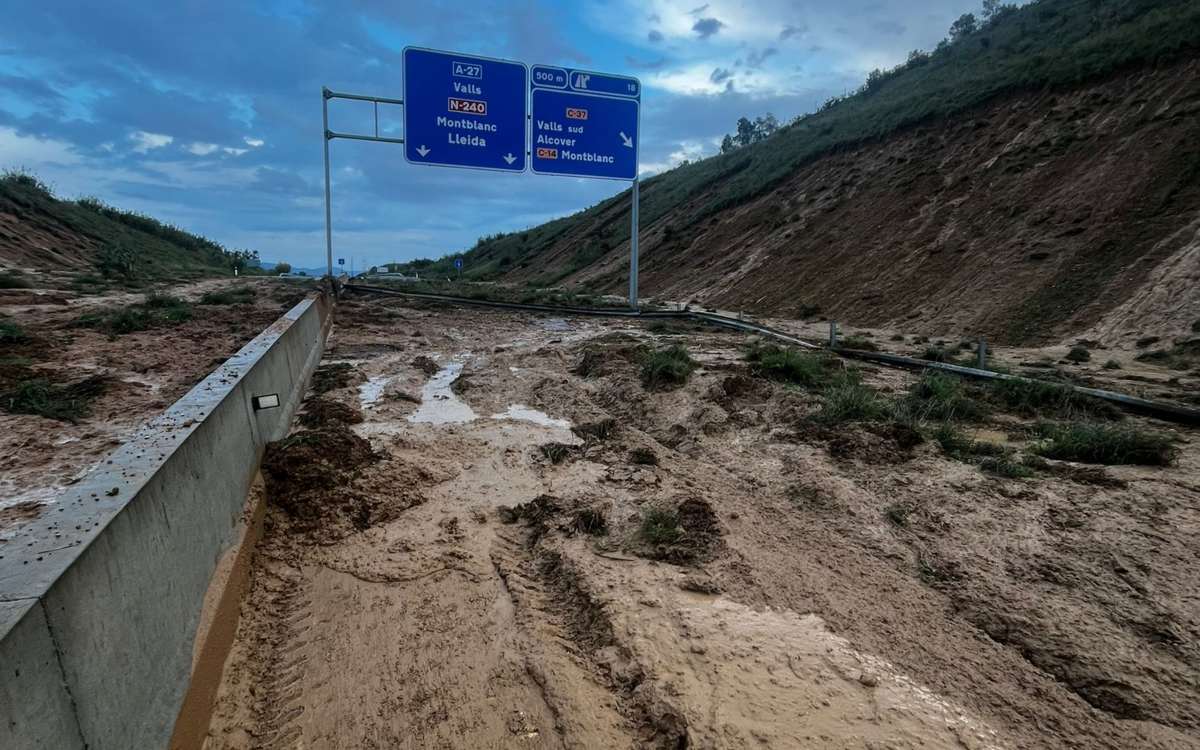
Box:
(233, 566), (311, 750)
(490, 526), (687, 749)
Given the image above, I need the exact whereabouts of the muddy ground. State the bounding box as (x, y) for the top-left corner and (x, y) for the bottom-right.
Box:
(204, 293), (1199, 749)
(0, 278), (313, 536)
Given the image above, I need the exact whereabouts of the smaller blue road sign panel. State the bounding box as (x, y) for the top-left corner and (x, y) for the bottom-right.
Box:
(454, 257), (463, 269)
(403, 47), (527, 172)
(530, 68), (639, 180)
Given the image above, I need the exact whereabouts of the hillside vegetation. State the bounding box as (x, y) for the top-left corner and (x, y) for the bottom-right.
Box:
(0, 171), (258, 290)
(413, 0), (1199, 287)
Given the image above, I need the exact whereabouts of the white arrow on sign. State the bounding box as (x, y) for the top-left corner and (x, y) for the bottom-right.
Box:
(416, 145), (431, 157)
(619, 132), (633, 148)
(503, 153), (516, 165)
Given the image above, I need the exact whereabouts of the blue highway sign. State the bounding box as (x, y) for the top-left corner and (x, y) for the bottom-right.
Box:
(531, 68), (640, 180)
(403, 47), (527, 172)
(454, 257), (463, 269)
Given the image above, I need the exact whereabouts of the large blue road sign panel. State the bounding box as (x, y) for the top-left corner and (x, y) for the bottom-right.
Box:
(403, 47), (527, 172)
(530, 67), (639, 180)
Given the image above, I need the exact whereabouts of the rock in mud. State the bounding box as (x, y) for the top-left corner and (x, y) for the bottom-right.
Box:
(411, 355), (440, 375)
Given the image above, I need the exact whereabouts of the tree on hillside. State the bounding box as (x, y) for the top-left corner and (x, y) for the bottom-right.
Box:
(229, 249), (259, 272)
(735, 117), (756, 147)
(274, 262), (291, 274)
(982, 0), (1017, 22)
(723, 114), (781, 152)
(950, 13), (978, 41)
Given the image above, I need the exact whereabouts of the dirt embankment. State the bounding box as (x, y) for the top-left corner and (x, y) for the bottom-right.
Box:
(203, 297), (1200, 749)
(505, 58), (1200, 347)
(0, 279), (313, 535)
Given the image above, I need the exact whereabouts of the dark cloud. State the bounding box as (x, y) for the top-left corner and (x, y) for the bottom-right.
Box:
(709, 68), (733, 84)
(688, 4), (710, 15)
(745, 47), (778, 68)
(692, 17), (725, 39)
(779, 23), (807, 41)
(648, 29), (664, 43)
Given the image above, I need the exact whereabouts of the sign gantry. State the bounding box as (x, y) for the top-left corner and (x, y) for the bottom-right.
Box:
(322, 47), (644, 304)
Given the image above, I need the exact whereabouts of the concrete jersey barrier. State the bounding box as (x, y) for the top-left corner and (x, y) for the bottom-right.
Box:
(0, 292), (333, 749)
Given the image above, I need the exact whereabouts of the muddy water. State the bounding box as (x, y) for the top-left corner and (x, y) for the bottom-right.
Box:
(408, 360), (476, 424)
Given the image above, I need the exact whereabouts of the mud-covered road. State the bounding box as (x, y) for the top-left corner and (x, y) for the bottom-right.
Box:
(204, 294), (1200, 749)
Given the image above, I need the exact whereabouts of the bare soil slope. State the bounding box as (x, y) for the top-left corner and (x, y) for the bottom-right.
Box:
(499, 59), (1200, 347)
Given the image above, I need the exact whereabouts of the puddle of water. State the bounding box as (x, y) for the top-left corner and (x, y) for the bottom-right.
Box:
(358, 375), (392, 408)
(408, 362), (478, 425)
(490, 404), (572, 430)
(541, 318), (570, 332)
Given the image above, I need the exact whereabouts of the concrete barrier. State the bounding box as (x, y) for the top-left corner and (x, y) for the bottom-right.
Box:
(0, 292), (333, 750)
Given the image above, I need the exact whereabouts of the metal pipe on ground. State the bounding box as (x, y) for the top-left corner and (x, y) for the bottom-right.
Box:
(343, 283), (1200, 426)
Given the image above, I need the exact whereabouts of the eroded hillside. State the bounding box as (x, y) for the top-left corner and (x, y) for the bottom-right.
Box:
(495, 59), (1200, 346)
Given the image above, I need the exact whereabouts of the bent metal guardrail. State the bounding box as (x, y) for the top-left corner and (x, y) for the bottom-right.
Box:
(344, 283), (1200, 426)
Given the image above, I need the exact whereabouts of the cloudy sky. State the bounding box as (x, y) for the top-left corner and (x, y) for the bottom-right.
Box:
(1, 0), (983, 269)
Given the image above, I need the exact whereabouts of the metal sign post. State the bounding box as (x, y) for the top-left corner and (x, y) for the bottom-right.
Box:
(322, 87), (405, 277)
(630, 177), (639, 306)
(321, 48), (642, 305)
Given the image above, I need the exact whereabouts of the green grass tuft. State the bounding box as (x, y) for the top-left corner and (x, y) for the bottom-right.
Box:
(930, 423), (1005, 459)
(990, 378), (1118, 420)
(640, 507), (683, 545)
(745, 343), (832, 388)
(1032, 423), (1177, 466)
(1, 376), (107, 423)
(817, 373), (890, 423)
(903, 371), (985, 422)
(76, 293), (193, 335)
(540, 442), (575, 464)
(640, 345), (696, 389)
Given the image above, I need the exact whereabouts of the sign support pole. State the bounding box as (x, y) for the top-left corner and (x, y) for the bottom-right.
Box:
(322, 87), (334, 278)
(629, 177), (639, 309)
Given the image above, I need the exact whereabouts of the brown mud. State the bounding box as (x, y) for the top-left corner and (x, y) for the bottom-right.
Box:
(203, 296), (1200, 749)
